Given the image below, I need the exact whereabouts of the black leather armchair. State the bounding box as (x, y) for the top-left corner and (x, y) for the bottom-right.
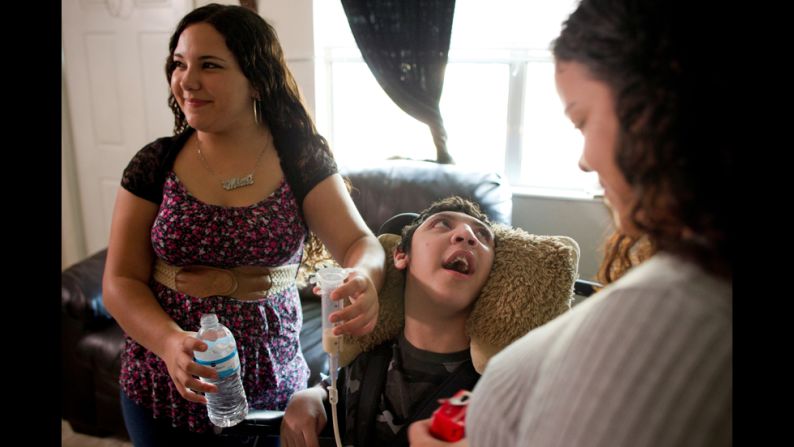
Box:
(342, 159), (512, 234)
(61, 159), (512, 439)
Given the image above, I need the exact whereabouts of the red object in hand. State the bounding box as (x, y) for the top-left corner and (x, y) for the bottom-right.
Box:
(429, 390), (471, 442)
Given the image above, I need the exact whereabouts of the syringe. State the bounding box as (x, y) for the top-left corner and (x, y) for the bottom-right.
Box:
(314, 266), (347, 447)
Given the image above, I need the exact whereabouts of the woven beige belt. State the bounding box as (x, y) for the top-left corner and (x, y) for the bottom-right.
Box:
(152, 258), (298, 301)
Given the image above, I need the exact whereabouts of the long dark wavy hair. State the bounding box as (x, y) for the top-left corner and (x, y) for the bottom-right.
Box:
(553, 0), (732, 280)
(165, 3), (335, 262)
(166, 4), (324, 143)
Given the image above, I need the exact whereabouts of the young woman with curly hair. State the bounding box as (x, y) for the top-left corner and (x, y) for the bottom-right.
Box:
(102, 4), (385, 445)
(410, 0), (732, 445)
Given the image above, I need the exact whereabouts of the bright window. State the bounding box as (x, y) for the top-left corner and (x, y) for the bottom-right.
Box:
(313, 0), (601, 196)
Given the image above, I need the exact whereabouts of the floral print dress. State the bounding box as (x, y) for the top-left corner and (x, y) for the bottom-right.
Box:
(119, 171), (310, 433)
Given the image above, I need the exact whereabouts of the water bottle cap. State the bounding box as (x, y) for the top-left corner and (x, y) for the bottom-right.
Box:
(200, 313), (219, 326)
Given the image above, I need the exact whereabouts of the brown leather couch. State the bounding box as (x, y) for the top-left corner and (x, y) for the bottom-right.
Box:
(61, 159), (512, 439)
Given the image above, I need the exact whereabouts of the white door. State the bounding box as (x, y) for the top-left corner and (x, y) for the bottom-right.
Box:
(62, 0), (193, 254)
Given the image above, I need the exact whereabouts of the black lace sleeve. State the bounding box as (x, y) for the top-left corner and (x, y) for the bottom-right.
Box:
(120, 131), (189, 204)
(278, 133), (339, 211)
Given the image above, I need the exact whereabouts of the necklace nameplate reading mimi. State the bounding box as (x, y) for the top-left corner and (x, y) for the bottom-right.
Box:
(196, 137), (267, 191)
(222, 174), (254, 191)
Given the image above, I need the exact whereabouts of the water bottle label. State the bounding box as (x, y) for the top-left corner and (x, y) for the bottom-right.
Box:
(194, 336), (241, 379)
(195, 348), (240, 379)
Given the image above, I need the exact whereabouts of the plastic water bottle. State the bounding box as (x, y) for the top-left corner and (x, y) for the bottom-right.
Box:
(194, 313), (249, 427)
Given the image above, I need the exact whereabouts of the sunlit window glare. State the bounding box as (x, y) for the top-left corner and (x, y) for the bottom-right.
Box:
(313, 0), (601, 197)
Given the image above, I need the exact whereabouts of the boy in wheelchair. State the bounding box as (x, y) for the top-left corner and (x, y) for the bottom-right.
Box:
(281, 196), (494, 447)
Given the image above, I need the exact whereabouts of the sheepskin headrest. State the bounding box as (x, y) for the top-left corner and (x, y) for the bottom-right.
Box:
(339, 224), (580, 373)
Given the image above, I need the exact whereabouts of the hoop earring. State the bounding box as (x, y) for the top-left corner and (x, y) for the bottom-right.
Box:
(253, 99), (260, 125)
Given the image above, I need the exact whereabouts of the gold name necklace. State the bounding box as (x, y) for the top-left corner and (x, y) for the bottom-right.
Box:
(196, 137), (267, 191)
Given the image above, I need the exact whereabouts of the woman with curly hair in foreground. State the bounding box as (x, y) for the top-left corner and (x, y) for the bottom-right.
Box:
(409, 0), (732, 445)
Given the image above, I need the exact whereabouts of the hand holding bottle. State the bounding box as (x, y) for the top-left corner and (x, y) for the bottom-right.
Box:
(194, 313), (249, 427)
(161, 330), (218, 404)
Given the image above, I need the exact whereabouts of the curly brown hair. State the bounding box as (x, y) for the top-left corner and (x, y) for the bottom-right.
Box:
(596, 231), (655, 285)
(553, 0), (732, 279)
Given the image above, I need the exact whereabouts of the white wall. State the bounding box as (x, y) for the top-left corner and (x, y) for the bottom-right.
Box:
(62, 68), (87, 269)
(512, 193), (613, 282)
(259, 0), (316, 116)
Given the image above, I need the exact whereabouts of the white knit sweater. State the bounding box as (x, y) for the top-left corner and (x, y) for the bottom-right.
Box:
(467, 253), (732, 447)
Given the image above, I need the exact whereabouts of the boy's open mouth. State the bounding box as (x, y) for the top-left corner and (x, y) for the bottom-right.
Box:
(442, 251), (475, 275)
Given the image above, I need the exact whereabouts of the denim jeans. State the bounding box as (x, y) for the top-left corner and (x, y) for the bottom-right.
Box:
(120, 390), (278, 447)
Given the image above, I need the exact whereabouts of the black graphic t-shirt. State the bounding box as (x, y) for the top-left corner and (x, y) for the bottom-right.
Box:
(323, 333), (478, 447)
